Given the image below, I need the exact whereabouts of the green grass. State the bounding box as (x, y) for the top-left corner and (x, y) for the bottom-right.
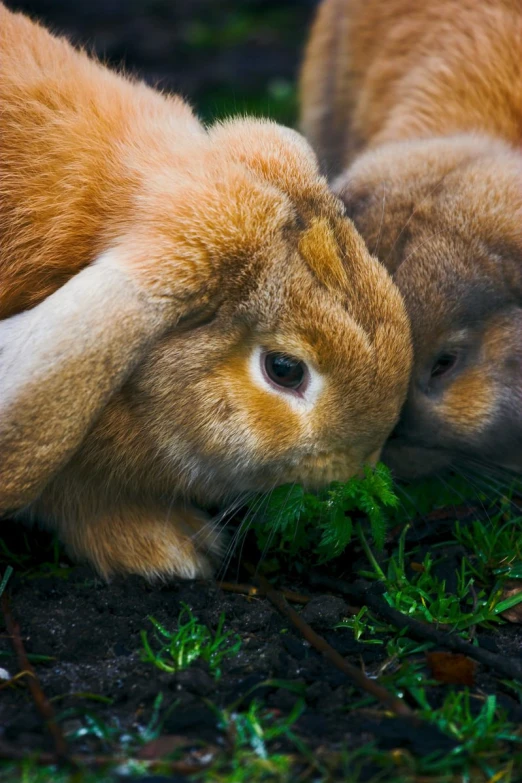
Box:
(454, 507), (522, 582)
(212, 466), (522, 781)
(253, 465), (522, 635)
(140, 603), (241, 677)
(205, 698), (308, 782)
(0, 565), (12, 597)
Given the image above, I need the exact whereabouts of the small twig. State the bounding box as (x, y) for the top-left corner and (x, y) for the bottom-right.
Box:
(1, 593), (69, 761)
(310, 575), (522, 682)
(0, 741), (211, 773)
(245, 565), (413, 718)
(217, 580), (310, 605)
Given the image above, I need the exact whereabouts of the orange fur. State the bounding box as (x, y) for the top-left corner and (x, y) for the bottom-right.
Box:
(298, 219), (350, 293)
(0, 3), (412, 578)
(301, 0), (522, 477)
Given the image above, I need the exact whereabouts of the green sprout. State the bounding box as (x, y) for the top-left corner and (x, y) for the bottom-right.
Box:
(218, 698), (305, 761)
(427, 692), (521, 751)
(0, 565), (13, 597)
(415, 692), (522, 779)
(140, 603), (241, 678)
(63, 692), (164, 753)
(337, 605), (389, 644)
(454, 506), (522, 582)
(207, 698), (310, 783)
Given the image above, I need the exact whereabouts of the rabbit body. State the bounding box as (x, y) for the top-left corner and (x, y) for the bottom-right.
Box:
(301, 0), (522, 478)
(0, 3), (412, 578)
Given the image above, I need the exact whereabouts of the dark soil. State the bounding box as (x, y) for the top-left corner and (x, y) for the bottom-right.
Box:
(1, 516), (522, 780)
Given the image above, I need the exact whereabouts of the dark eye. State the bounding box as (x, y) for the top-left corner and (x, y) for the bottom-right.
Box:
(264, 352), (307, 390)
(431, 352), (459, 379)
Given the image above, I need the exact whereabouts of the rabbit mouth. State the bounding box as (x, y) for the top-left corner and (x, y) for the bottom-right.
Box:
(384, 435), (522, 481)
(382, 439), (454, 480)
(270, 450), (379, 490)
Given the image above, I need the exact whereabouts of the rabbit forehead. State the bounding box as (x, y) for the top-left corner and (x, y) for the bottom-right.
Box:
(241, 257), (408, 382)
(391, 221), (521, 360)
(337, 135), (522, 275)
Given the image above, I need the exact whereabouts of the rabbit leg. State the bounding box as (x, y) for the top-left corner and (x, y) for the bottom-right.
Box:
(56, 503), (222, 580)
(0, 261), (167, 515)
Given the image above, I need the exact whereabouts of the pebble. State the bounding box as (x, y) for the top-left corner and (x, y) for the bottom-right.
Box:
(300, 594), (348, 629)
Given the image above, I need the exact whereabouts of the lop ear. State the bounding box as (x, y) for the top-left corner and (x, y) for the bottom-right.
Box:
(0, 258), (168, 514)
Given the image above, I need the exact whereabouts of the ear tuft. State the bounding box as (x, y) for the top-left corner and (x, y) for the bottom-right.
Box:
(298, 218), (349, 293)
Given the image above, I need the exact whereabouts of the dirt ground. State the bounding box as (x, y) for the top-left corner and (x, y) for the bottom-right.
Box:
(1, 513), (522, 780)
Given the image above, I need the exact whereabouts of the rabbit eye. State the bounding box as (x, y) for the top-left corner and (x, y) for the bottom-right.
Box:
(264, 352), (307, 390)
(431, 352), (459, 379)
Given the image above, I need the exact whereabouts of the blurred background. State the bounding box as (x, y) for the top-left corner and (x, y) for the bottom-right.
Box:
(5, 0), (319, 126)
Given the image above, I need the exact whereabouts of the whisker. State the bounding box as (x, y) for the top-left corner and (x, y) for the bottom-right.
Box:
(393, 483), (428, 529)
(199, 493), (256, 557)
(459, 463), (522, 513)
(436, 471), (494, 526)
(462, 456), (522, 488)
(399, 229), (449, 265)
(245, 482), (287, 575)
(216, 489), (272, 580)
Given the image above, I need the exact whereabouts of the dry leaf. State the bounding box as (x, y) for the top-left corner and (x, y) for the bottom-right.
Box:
(138, 734), (194, 760)
(426, 652), (477, 686)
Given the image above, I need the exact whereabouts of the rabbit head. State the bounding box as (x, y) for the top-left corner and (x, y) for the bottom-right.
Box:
(68, 120), (413, 505)
(334, 135), (522, 478)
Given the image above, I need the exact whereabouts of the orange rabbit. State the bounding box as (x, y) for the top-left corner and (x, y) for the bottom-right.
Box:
(0, 3), (412, 579)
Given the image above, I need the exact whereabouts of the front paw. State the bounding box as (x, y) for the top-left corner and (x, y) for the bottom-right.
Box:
(59, 504), (222, 581)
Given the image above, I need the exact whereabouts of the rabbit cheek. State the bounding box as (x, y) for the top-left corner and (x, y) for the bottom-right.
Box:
(471, 314), (522, 468)
(187, 355), (305, 491)
(411, 316), (521, 461)
(435, 368), (497, 437)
